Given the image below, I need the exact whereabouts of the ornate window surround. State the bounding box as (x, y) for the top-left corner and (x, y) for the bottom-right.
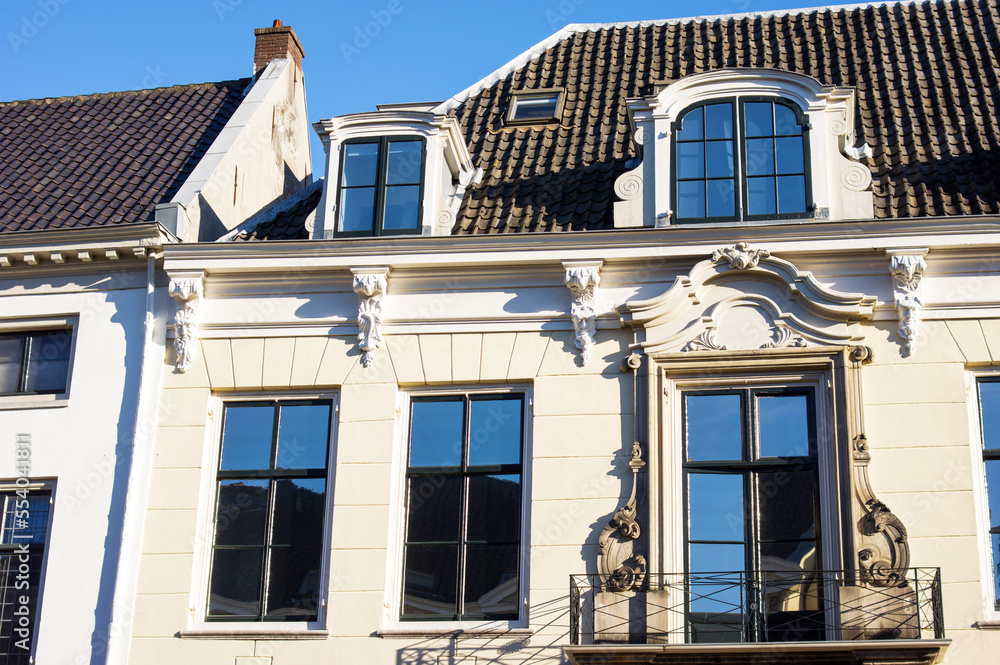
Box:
(314, 111), (483, 239)
(616, 69), (874, 228)
(380, 384), (533, 637)
(180, 390), (338, 639)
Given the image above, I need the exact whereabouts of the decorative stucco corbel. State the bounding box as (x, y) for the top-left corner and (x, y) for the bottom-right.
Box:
(168, 272), (205, 373)
(887, 249), (928, 356)
(351, 267), (389, 368)
(712, 241), (770, 270)
(598, 442), (646, 592)
(563, 261), (603, 365)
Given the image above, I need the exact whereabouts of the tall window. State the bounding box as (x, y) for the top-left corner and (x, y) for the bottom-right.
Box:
(683, 387), (821, 641)
(401, 393), (524, 621)
(0, 489), (50, 664)
(674, 98), (810, 223)
(207, 400), (332, 621)
(0, 331), (72, 396)
(978, 380), (1000, 611)
(336, 137), (424, 236)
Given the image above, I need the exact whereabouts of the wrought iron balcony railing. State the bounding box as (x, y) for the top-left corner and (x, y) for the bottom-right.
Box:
(569, 568), (944, 645)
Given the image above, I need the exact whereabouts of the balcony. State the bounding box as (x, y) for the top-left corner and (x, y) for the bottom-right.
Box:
(566, 569), (949, 665)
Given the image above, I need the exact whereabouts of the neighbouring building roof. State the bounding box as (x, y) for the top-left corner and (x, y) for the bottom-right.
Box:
(225, 179), (323, 242)
(0, 79), (251, 233)
(444, 0), (1000, 234)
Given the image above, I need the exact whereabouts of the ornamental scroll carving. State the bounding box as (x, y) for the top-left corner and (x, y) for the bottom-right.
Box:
(888, 250), (928, 356)
(351, 267), (389, 368)
(849, 346), (910, 586)
(168, 274), (204, 373)
(563, 261), (602, 365)
(598, 442), (647, 592)
(712, 242), (770, 270)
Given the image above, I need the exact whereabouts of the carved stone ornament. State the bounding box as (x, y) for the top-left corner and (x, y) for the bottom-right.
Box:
(887, 250), (928, 356)
(563, 261), (603, 365)
(712, 242), (770, 270)
(598, 442), (647, 592)
(852, 434), (910, 586)
(681, 325), (807, 352)
(351, 267), (389, 368)
(619, 352), (642, 373)
(681, 329), (727, 352)
(168, 274), (205, 373)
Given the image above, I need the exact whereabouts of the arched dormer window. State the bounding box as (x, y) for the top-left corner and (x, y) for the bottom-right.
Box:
(673, 97), (811, 223)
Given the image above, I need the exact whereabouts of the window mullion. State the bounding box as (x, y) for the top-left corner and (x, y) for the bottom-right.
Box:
(17, 335), (29, 393)
(735, 99), (746, 221)
(374, 137), (389, 235)
(457, 396), (471, 620)
(258, 406), (282, 620)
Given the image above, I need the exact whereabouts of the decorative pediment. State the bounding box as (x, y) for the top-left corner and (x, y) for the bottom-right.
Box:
(619, 243), (876, 354)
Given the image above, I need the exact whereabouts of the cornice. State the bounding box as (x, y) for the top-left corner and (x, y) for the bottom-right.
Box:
(0, 223), (166, 274)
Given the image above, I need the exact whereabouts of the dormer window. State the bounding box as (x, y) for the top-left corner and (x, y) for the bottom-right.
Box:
(506, 90), (563, 125)
(674, 98), (811, 223)
(336, 137), (425, 236)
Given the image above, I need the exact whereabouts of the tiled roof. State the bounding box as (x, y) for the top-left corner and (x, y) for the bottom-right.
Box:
(227, 179), (322, 241)
(450, 0), (1000, 234)
(0, 79), (250, 233)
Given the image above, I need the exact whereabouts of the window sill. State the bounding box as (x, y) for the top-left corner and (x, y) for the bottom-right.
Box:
(377, 627), (533, 640)
(0, 394), (69, 410)
(178, 628), (329, 640)
(974, 618), (1000, 630)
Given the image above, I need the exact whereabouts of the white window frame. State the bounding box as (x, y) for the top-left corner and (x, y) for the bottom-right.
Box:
(381, 384), (533, 636)
(0, 316), (78, 410)
(968, 369), (1000, 628)
(182, 391), (339, 638)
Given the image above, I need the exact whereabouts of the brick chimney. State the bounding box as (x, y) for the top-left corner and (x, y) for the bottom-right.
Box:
(254, 20), (304, 76)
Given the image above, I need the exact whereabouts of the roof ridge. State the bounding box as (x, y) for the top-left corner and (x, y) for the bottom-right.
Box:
(0, 77), (252, 108)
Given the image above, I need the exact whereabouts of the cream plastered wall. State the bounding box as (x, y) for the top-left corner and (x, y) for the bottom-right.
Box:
(861, 318), (1000, 663)
(129, 327), (635, 665)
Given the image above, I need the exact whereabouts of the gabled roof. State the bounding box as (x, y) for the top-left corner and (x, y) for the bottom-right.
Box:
(0, 78), (250, 233)
(445, 0), (1000, 234)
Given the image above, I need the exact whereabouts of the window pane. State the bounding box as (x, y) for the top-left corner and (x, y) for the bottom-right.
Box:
(214, 480), (268, 547)
(409, 400), (464, 468)
(271, 479), (326, 546)
(402, 545), (458, 617)
(687, 548), (745, 637)
(341, 142), (378, 187)
(980, 382), (1000, 447)
(512, 94), (559, 121)
(677, 107), (704, 141)
(265, 546), (321, 620)
(706, 142), (734, 178)
(677, 143), (705, 179)
(705, 103), (733, 139)
(744, 102), (774, 138)
(748, 177), (777, 215)
(467, 475), (520, 542)
(707, 180), (736, 218)
(775, 137), (804, 174)
(777, 176), (808, 214)
(220, 405), (274, 471)
(406, 476), (463, 542)
(994, 531), (1000, 608)
(677, 181), (706, 219)
(24, 331), (71, 393)
(686, 394), (742, 461)
(386, 141), (422, 185)
(1, 494), (50, 544)
(0, 336), (21, 393)
(689, 473), (744, 541)
(468, 397), (522, 466)
(276, 404), (330, 470)
(759, 470), (818, 542)
(746, 138), (775, 176)
(761, 539), (818, 572)
(382, 185), (421, 231)
(208, 548), (263, 617)
(774, 104), (801, 136)
(338, 187), (376, 233)
(758, 394), (811, 457)
(464, 544), (519, 618)
(986, 459), (1000, 533)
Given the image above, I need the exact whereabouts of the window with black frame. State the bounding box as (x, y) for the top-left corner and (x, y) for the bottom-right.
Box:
(683, 388), (822, 643)
(674, 98), (811, 223)
(0, 490), (50, 664)
(207, 400), (332, 621)
(336, 136), (424, 236)
(0, 331), (72, 396)
(977, 379), (1000, 611)
(401, 393), (524, 621)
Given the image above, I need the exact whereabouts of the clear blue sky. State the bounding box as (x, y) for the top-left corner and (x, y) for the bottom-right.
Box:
(4, 0), (819, 174)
